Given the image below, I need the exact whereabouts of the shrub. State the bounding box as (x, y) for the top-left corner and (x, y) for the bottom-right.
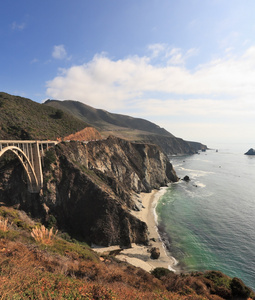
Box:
(151, 267), (173, 279)
(204, 270), (230, 288)
(43, 149), (56, 170)
(46, 214), (57, 229)
(230, 277), (252, 298)
(31, 225), (58, 245)
(52, 109), (64, 119)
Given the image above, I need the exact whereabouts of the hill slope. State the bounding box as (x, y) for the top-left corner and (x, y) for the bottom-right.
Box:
(0, 92), (89, 140)
(45, 99), (207, 154)
(0, 205), (253, 299)
(44, 99), (173, 137)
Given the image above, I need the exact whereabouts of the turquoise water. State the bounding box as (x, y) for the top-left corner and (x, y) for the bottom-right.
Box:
(156, 145), (255, 290)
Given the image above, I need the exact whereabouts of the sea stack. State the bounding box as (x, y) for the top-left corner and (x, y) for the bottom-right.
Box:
(244, 148), (255, 155)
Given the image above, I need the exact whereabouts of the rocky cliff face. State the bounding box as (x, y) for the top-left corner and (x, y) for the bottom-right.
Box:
(140, 135), (207, 155)
(0, 136), (178, 247)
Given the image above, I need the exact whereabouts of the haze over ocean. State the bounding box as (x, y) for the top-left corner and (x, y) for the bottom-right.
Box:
(157, 144), (255, 290)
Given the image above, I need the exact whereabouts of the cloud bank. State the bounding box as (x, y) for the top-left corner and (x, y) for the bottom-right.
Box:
(46, 45), (255, 143)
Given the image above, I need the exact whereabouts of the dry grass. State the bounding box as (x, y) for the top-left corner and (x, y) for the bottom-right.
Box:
(0, 206), (253, 299)
(0, 239), (185, 300)
(0, 217), (11, 232)
(31, 225), (58, 245)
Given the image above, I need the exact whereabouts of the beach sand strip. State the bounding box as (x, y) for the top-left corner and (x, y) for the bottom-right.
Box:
(94, 188), (177, 273)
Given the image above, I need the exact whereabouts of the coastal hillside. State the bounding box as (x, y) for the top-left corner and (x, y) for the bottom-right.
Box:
(0, 92), (206, 154)
(0, 140), (254, 299)
(0, 137), (178, 246)
(0, 92), (89, 140)
(1, 92), (251, 298)
(0, 206), (253, 299)
(44, 99), (173, 137)
(44, 99), (207, 154)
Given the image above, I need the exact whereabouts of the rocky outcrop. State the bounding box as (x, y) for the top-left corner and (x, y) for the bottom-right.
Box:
(0, 136), (178, 247)
(183, 175), (190, 182)
(244, 148), (255, 155)
(150, 247), (160, 259)
(41, 137), (178, 246)
(85, 136), (178, 192)
(140, 135), (207, 155)
(187, 140), (207, 153)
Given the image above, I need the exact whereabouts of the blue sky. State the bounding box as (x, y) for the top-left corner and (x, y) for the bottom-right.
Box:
(1, 0), (255, 145)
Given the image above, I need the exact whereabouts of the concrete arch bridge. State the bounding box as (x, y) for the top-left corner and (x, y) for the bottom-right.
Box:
(0, 140), (58, 193)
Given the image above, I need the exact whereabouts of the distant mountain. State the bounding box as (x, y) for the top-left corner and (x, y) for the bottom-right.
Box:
(0, 92), (89, 140)
(45, 99), (206, 154)
(44, 100), (173, 138)
(0, 92), (206, 153)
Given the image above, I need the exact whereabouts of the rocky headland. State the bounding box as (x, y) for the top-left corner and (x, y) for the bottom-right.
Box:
(0, 136), (178, 247)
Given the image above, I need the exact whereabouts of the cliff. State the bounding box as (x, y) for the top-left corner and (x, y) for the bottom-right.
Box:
(139, 135), (207, 155)
(0, 137), (178, 247)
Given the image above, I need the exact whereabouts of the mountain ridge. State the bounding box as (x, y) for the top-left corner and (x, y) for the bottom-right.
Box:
(44, 99), (207, 154)
(44, 99), (174, 137)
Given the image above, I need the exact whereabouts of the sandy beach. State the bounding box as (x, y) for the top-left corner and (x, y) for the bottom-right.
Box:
(94, 188), (177, 273)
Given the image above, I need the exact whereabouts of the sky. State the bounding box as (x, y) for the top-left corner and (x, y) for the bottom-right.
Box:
(1, 0), (255, 146)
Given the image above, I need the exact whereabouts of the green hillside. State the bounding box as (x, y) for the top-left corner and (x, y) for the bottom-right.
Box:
(0, 93), (89, 140)
(44, 99), (174, 139)
(44, 99), (207, 154)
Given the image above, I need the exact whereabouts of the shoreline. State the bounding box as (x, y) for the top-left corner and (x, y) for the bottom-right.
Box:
(93, 187), (178, 273)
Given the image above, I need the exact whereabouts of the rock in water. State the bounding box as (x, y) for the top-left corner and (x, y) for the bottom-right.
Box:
(244, 148), (255, 155)
(183, 175), (190, 182)
(150, 247), (160, 259)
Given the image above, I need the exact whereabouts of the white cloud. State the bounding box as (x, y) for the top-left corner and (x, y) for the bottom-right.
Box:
(52, 45), (67, 60)
(30, 58), (39, 64)
(12, 21), (26, 31)
(148, 44), (199, 66)
(46, 46), (255, 143)
(47, 46), (255, 101)
(147, 43), (166, 58)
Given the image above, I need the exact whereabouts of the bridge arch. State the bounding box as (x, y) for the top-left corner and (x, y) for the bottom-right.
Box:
(0, 146), (39, 192)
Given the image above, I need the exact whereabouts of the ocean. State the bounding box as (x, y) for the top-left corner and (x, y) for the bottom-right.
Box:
(156, 144), (255, 290)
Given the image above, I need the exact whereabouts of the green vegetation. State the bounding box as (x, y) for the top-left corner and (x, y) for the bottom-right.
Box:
(0, 92), (89, 140)
(44, 98), (174, 140)
(43, 148), (57, 171)
(204, 270), (231, 289)
(231, 277), (253, 298)
(151, 267), (173, 279)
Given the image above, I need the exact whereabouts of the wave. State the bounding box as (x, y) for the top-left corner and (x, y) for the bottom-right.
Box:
(179, 167), (215, 177)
